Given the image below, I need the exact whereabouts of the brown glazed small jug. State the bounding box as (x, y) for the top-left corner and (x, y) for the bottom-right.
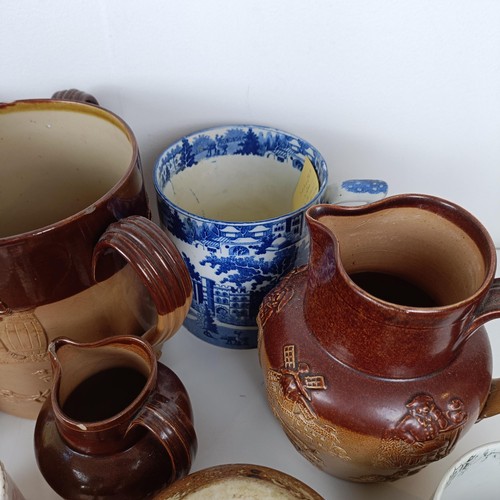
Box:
(0, 90), (192, 419)
(34, 335), (197, 500)
(258, 194), (500, 482)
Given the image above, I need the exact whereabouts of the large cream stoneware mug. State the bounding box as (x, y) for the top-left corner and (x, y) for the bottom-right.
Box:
(0, 90), (192, 419)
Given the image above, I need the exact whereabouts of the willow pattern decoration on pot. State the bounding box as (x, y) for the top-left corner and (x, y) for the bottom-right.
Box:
(258, 194), (500, 482)
(34, 336), (197, 500)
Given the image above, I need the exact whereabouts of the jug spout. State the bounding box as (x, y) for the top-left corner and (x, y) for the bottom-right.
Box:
(48, 336), (155, 455)
(304, 194), (497, 379)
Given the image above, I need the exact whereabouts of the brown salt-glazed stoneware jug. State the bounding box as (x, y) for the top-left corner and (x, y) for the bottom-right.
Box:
(34, 335), (197, 500)
(0, 90), (192, 419)
(258, 193), (500, 482)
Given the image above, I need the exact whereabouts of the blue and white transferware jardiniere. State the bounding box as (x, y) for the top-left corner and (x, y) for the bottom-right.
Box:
(153, 125), (387, 348)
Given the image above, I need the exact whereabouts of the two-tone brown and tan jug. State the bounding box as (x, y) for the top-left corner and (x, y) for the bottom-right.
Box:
(0, 90), (192, 419)
(258, 194), (500, 482)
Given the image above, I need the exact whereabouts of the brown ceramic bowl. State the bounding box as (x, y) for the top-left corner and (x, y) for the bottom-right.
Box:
(153, 464), (323, 499)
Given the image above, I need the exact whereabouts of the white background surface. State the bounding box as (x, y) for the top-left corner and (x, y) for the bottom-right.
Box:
(1, 0), (500, 244)
(1, 1), (500, 499)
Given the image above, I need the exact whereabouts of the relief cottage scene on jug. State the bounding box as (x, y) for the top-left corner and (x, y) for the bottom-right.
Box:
(258, 195), (500, 482)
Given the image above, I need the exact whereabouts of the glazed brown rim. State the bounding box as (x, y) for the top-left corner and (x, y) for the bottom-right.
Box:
(306, 193), (497, 314)
(0, 98), (139, 242)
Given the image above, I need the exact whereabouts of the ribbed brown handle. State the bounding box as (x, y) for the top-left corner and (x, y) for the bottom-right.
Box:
(478, 378), (500, 420)
(465, 278), (500, 338)
(92, 215), (193, 347)
(469, 278), (500, 420)
(129, 391), (197, 483)
(51, 88), (99, 105)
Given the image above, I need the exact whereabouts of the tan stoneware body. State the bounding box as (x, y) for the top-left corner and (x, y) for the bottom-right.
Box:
(0, 91), (192, 419)
(34, 335), (197, 500)
(258, 194), (500, 482)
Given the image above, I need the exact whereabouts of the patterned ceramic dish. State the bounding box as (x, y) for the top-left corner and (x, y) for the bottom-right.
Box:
(431, 442), (500, 499)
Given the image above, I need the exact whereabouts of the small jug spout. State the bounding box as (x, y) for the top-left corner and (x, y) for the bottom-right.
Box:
(48, 336), (156, 455)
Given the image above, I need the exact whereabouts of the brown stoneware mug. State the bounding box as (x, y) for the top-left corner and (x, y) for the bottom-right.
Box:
(0, 90), (192, 419)
(35, 335), (197, 500)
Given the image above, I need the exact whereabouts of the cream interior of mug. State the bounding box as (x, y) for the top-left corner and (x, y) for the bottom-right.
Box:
(0, 102), (133, 237)
(162, 156), (312, 221)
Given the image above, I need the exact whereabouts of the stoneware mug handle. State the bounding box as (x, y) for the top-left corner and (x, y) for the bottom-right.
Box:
(465, 277), (500, 419)
(324, 179), (389, 205)
(50, 90), (192, 347)
(128, 391), (197, 483)
(51, 88), (99, 105)
(92, 216), (193, 347)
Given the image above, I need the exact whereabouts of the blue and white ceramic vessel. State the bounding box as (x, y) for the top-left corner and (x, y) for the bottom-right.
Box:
(154, 125), (387, 348)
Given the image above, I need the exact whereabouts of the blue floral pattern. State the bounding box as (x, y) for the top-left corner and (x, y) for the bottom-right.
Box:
(154, 125), (328, 348)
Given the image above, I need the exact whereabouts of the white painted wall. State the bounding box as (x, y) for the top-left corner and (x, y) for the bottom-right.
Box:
(2, 0), (500, 245)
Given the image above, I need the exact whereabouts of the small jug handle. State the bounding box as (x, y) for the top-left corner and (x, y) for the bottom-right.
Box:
(479, 379), (500, 419)
(324, 179), (388, 205)
(466, 278), (500, 336)
(468, 278), (500, 420)
(128, 392), (197, 482)
(92, 216), (193, 348)
(51, 88), (99, 105)
(53, 90), (192, 348)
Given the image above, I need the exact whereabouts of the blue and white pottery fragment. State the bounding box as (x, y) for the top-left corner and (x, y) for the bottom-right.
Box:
(431, 442), (500, 499)
(154, 125), (387, 348)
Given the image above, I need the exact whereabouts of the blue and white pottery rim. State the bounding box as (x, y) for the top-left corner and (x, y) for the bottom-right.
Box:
(432, 441), (500, 498)
(153, 124), (329, 225)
